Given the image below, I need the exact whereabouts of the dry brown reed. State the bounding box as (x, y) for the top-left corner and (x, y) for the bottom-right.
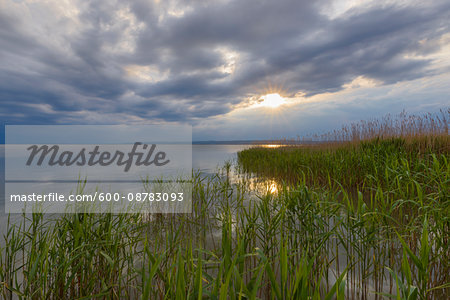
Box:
(314, 108), (449, 142)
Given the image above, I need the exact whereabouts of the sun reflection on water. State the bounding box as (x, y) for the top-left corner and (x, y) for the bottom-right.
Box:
(268, 181), (278, 194)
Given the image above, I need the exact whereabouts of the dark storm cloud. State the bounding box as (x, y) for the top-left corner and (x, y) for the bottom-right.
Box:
(0, 0), (449, 125)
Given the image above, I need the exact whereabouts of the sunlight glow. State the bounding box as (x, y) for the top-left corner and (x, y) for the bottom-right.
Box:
(260, 93), (286, 108)
(268, 182), (278, 194)
(262, 144), (283, 148)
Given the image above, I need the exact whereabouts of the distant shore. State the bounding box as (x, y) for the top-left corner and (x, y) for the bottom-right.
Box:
(192, 140), (331, 145)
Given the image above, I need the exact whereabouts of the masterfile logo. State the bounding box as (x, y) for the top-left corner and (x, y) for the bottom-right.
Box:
(5, 125), (192, 214)
(25, 143), (170, 172)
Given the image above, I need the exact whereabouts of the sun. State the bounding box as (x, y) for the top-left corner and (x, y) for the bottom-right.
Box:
(260, 93), (286, 108)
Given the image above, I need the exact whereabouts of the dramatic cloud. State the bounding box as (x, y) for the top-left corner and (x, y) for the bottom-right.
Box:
(0, 0), (449, 139)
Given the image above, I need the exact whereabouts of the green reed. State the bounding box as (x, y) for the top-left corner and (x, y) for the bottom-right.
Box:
(237, 134), (449, 299)
(1, 169), (354, 299)
(1, 129), (448, 298)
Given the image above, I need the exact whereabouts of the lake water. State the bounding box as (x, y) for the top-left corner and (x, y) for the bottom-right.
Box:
(0, 144), (253, 231)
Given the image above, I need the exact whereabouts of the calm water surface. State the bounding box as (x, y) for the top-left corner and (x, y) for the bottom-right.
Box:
(0, 144), (254, 232)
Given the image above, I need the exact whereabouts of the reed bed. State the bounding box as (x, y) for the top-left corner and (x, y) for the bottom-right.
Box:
(237, 110), (449, 299)
(298, 108), (448, 142)
(1, 173), (351, 299)
(1, 110), (448, 299)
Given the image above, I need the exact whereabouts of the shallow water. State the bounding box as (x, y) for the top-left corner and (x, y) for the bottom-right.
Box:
(0, 144), (253, 233)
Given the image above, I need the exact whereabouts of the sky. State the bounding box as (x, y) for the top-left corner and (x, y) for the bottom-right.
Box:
(0, 0), (449, 141)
